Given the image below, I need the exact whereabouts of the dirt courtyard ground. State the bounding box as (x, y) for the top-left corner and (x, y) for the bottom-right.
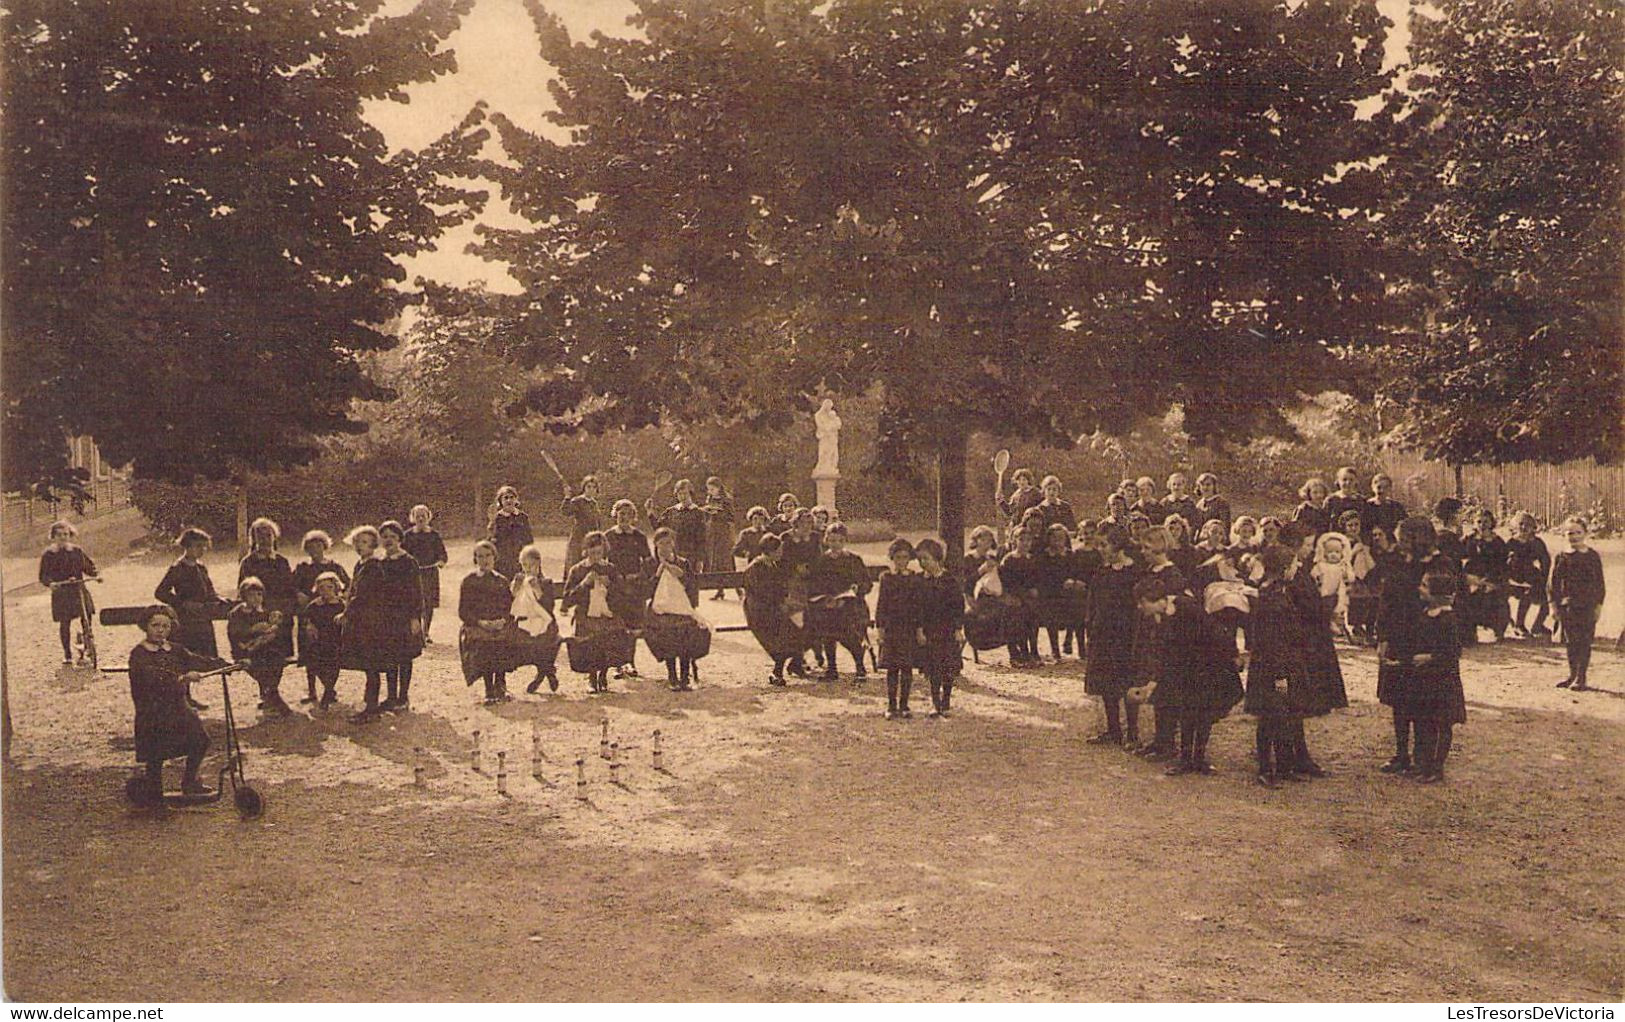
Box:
(3, 539), (1622, 1001)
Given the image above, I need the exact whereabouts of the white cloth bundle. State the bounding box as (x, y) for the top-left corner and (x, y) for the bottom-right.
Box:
(652, 568), (696, 617)
(587, 573), (613, 618)
(510, 579), (556, 637)
(974, 566), (1005, 599)
(1204, 579), (1254, 617)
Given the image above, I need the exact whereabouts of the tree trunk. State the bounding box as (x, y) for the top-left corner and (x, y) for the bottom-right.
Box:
(473, 470), (484, 533)
(2, 605), (13, 760)
(235, 480), (250, 557)
(936, 430), (968, 563)
(1453, 462), (1464, 498)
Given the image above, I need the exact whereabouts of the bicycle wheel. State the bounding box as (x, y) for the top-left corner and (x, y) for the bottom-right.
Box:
(79, 591), (98, 670)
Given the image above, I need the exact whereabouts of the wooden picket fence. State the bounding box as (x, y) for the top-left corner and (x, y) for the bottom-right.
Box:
(1378, 453), (1625, 530)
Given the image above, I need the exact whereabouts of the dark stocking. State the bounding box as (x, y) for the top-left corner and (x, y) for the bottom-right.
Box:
(1103, 696), (1122, 736)
(59, 620), (74, 659)
(1392, 710), (1412, 763)
(1193, 720), (1213, 766)
(1434, 722), (1453, 770)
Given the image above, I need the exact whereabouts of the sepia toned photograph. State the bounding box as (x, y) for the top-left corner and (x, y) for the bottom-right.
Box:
(0, 0), (1620, 1006)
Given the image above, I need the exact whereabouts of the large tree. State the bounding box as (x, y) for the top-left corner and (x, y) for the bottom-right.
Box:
(465, 0), (1398, 554)
(1, 0), (487, 492)
(1383, 0), (1623, 466)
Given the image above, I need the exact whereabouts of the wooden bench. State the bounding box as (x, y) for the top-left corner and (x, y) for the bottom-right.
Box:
(100, 565), (892, 634)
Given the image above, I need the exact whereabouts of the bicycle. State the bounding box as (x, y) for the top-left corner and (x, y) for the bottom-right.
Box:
(49, 575), (103, 670)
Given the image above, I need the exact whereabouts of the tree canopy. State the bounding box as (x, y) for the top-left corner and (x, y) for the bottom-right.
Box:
(1, 0), (487, 491)
(457, 0), (1399, 547)
(1382, 0), (1623, 466)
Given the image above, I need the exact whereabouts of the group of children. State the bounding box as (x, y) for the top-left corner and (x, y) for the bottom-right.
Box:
(45, 463), (1612, 798)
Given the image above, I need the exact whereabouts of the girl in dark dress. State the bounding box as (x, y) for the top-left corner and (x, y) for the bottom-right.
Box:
(375, 521), (425, 709)
(1033, 524), (1082, 662)
(292, 531), (352, 597)
(1244, 545), (1307, 787)
(999, 526), (1043, 666)
(238, 517), (297, 665)
(1132, 477), (1165, 529)
(806, 522), (873, 680)
(155, 528), (230, 657)
(743, 534), (803, 685)
(1460, 509), (1510, 641)
(1376, 516), (1445, 773)
(961, 526), (1002, 598)
(126, 607), (225, 799)
(732, 507), (771, 568)
(780, 510), (824, 674)
(1552, 517), (1606, 691)
(488, 485), (534, 580)
(605, 499), (653, 678)
(562, 531), (632, 694)
(646, 479), (709, 570)
(559, 475), (604, 578)
(458, 540), (515, 705)
(227, 577), (292, 717)
(914, 538), (965, 716)
(1032, 476), (1077, 534)
(301, 573), (346, 709)
(1133, 582), (1242, 776)
(996, 469), (1043, 534)
(767, 492), (801, 536)
(1068, 523), (1103, 659)
(1099, 492), (1131, 536)
(1228, 516), (1260, 554)
(1282, 522), (1345, 778)
(1162, 513), (1202, 582)
(38, 520), (97, 664)
(1505, 512), (1552, 639)
(874, 539), (920, 720)
(1292, 477), (1333, 540)
(1361, 473), (1408, 543)
(643, 528), (706, 691)
(1161, 473), (1201, 538)
(1409, 570), (1467, 783)
(701, 476), (737, 589)
(341, 524), (424, 722)
(1325, 467), (1366, 532)
(403, 504), (449, 644)
(511, 544), (562, 695)
(292, 530), (350, 706)
(1194, 473), (1232, 537)
(1132, 526), (1190, 760)
(1085, 525), (1143, 746)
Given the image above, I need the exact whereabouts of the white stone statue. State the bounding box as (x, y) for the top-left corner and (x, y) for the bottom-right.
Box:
(813, 398), (841, 478)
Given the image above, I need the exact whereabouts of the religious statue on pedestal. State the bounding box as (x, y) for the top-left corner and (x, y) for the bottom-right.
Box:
(812, 398), (841, 515)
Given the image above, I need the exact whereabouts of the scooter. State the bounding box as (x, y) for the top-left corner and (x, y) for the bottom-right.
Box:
(115, 661), (266, 820)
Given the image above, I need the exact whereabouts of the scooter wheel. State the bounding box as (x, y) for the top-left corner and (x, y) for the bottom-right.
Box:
(124, 775), (160, 807)
(234, 785), (265, 820)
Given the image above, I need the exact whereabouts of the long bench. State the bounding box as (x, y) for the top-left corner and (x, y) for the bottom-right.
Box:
(99, 564), (892, 633)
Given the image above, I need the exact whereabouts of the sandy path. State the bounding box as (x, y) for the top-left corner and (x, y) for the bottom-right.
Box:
(2, 550), (1621, 1001)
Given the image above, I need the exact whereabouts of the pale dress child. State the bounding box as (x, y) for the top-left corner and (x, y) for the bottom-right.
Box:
(1311, 532), (1354, 641)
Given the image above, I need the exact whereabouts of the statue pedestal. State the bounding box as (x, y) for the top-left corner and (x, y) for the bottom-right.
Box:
(812, 470), (839, 517)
